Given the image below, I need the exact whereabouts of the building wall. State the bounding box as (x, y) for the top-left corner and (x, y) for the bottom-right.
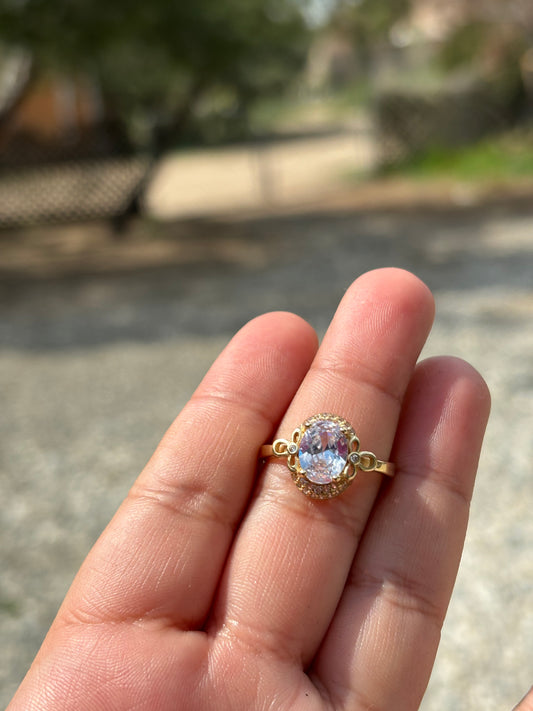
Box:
(3, 74), (104, 143)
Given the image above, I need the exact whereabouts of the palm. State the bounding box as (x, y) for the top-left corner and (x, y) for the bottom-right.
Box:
(8, 270), (490, 711)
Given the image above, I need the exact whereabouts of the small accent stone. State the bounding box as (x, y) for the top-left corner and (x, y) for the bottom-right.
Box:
(287, 442), (298, 455)
(298, 419), (349, 484)
(349, 452), (361, 465)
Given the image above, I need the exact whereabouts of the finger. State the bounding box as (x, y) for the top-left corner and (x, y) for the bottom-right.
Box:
(313, 356), (490, 711)
(210, 269), (435, 664)
(56, 312), (318, 630)
(514, 688), (533, 711)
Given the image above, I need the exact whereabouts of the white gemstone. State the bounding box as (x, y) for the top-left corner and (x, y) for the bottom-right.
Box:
(298, 420), (349, 484)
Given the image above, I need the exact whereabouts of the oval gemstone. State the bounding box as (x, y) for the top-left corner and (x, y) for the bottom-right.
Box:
(298, 420), (349, 484)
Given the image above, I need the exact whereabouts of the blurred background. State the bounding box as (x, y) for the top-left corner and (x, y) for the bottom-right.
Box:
(1, 0), (533, 708)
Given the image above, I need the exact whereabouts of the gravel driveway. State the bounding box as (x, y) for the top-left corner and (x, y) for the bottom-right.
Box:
(1, 199), (533, 709)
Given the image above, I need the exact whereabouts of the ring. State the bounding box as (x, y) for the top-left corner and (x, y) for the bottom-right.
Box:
(259, 413), (394, 500)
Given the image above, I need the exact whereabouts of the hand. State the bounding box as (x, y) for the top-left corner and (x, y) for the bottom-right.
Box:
(8, 269), (490, 711)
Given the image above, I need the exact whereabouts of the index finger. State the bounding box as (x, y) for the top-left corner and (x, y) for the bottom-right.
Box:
(54, 311), (318, 630)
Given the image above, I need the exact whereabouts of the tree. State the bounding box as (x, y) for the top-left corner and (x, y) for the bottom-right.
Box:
(0, 0), (311, 145)
(327, 0), (411, 68)
(439, 16), (532, 122)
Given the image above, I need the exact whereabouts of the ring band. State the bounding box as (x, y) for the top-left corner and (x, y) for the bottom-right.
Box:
(259, 413), (394, 500)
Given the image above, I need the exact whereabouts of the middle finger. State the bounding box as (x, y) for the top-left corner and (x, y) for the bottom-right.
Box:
(210, 269), (435, 665)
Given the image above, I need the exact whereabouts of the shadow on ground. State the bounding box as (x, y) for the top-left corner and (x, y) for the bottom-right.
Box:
(1, 197), (533, 350)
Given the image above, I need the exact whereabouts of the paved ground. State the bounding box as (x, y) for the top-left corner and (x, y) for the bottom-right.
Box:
(1, 197), (533, 710)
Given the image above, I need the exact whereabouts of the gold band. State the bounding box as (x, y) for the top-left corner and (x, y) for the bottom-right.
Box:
(259, 413), (395, 500)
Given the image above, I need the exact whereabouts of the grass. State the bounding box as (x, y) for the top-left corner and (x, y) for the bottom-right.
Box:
(385, 129), (533, 181)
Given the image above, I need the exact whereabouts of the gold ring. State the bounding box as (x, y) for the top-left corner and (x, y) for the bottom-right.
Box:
(259, 413), (394, 500)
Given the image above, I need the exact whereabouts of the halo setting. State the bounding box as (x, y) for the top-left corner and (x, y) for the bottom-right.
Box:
(260, 413), (394, 499)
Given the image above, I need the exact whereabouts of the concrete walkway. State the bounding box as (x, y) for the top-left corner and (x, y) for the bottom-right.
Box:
(145, 127), (376, 219)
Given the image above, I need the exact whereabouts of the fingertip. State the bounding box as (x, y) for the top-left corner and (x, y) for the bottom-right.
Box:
(233, 312), (319, 378)
(352, 267), (435, 311)
(395, 355), (491, 496)
(414, 355), (491, 423)
(241, 311), (318, 351)
(340, 268), (435, 336)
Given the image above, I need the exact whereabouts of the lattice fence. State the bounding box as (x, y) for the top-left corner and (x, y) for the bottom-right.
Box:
(374, 79), (520, 167)
(0, 127), (153, 229)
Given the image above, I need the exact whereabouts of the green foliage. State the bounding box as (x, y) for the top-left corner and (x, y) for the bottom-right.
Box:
(0, 0), (311, 144)
(382, 130), (533, 181)
(437, 20), (531, 133)
(438, 20), (529, 99)
(329, 0), (410, 43)
(439, 22), (490, 72)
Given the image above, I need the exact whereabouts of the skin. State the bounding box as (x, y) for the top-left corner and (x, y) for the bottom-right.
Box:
(515, 690), (533, 711)
(8, 268), (493, 711)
